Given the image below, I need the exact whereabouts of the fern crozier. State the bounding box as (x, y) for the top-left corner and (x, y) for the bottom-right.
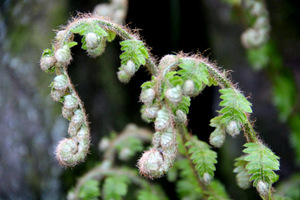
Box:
(138, 148), (164, 179)
(85, 32), (101, 49)
(40, 56), (56, 72)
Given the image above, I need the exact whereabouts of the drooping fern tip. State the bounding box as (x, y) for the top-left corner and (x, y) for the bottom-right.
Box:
(40, 13), (280, 198)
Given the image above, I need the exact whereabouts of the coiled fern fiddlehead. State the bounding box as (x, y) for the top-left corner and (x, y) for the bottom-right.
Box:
(40, 13), (280, 199)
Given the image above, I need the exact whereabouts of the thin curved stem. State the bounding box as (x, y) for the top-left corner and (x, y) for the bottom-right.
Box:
(199, 59), (258, 143)
(201, 61), (232, 88)
(56, 16), (158, 75)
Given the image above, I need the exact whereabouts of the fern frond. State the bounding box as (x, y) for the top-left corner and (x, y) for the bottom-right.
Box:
(78, 179), (100, 200)
(165, 71), (183, 87)
(210, 115), (223, 128)
(219, 88), (252, 112)
(175, 159), (204, 200)
(243, 142), (280, 186)
(70, 22), (90, 35)
(71, 21), (108, 37)
(178, 58), (210, 92)
(102, 175), (130, 200)
(219, 88), (252, 125)
(141, 81), (155, 90)
(177, 96), (191, 114)
(120, 39), (149, 67)
(185, 136), (218, 183)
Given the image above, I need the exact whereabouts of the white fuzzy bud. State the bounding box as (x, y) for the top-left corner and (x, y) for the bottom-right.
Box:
(158, 55), (177, 69)
(241, 28), (266, 49)
(202, 172), (212, 185)
(62, 94), (79, 119)
(182, 80), (196, 96)
(175, 109), (187, 124)
(53, 75), (68, 91)
(165, 85), (182, 105)
(55, 45), (71, 65)
(62, 108), (73, 119)
(155, 107), (170, 131)
(117, 70), (131, 84)
(138, 148), (164, 179)
(56, 138), (78, 167)
(254, 17), (269, 29)
(256, 181), (269, 197)
(235, 170), (251, 189)
(123, 60), (137, 76)
(140, 88), (156, 104)
(160, 129), (174, 148)
(76, 126), (90, 142)
(76, 126), (90, 156)
(51, 89), (65, 102)
(226, 121), (241, 137)
(143, 106), (159, 119)
(209, 127), (226, 148)
(67, 191), (76, 200)
(160, 148), (176, 172)
(98, 138), (110, 151)
(68, 109), (84, 136)
(85, 33), (100, 49)
(55, 30), (66, 41)
(87, 37), (106, 57)
(56, 126), (90, 167)
(40, 56), (56, 72)
(251, 2), (264, 16)
(152, 132), (162, 148)
(161, 135), (177, 171)
(64, 95), (79, 110)
(119, 148), (132, 161)
(100, 160), (112, 170)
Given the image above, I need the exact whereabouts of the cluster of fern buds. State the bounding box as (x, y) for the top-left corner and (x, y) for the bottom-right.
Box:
(85, 32), (107, 57)
(40, 36), (90, 167)
(138, 108), (177, 179)
(40, 15), (280, 199)
(138, 71), (178, 178)
(138, 55), (215, 178)
(241, 0), (270, 48)
(117, 60), (137, 83)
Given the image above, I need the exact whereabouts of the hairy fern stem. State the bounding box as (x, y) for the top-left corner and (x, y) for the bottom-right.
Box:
(40, 13), (280, 199)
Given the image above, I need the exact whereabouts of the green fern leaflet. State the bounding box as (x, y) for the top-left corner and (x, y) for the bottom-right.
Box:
(102, 175), (130, 200)
(185, 136), (218, 181)
(243, 142), (280, 186)
(78, 179), (101, 200)
(219, 88), (252, 124)
(120, 40), (149, 66)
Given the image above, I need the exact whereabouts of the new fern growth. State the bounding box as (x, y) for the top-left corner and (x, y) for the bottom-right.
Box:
(40, 13), (280, 199)
(67, 124), (168, 200)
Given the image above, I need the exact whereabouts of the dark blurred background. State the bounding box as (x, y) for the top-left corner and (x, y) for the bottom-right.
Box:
(0, 0), (299, 199)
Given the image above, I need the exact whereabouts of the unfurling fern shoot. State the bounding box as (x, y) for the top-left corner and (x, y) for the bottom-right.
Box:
(40, 13), (280, 199)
